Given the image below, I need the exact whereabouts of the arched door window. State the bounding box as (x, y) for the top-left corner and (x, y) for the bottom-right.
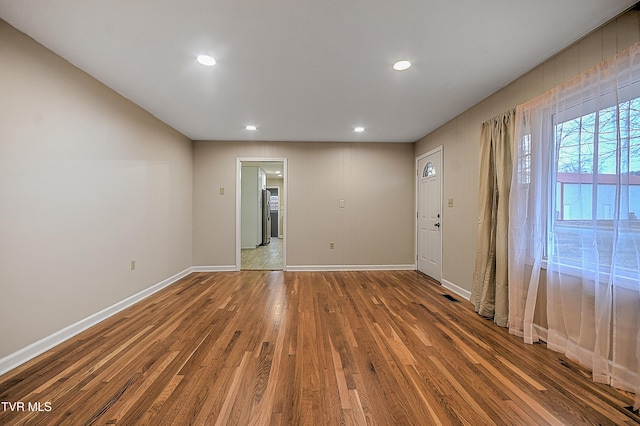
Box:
(423, 162), (436, 178)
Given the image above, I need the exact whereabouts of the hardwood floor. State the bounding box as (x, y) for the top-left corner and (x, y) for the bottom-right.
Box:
(1, 271), (638, 425)
(242, 237), (283, 270)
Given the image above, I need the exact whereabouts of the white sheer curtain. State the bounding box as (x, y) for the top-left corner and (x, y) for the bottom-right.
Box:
(510, 42), (640, 409)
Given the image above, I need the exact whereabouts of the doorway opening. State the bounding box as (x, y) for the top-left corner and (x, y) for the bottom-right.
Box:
(236, 158), (287, 271)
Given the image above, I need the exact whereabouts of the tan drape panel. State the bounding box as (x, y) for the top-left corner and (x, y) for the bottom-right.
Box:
(471, 109), (515, 327)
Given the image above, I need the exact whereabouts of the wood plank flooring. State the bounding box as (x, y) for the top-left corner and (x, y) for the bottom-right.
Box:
(0, 271), (638, 425)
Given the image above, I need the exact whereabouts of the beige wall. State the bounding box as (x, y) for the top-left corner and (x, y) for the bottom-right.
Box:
(0, 20), (193, 358)
(193, 141), (415, 268)
(415, 10), (640, 294)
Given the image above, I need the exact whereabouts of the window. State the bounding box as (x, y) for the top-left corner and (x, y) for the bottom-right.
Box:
(550, 97), (640, 278)
(517, 133), (531, 185)
(423, 162), (435, 177)
(510, 43), (640, 407)
(270, 194), (279, 211)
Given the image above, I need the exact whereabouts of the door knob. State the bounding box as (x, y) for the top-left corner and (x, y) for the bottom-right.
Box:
(434, 223), (440, 228)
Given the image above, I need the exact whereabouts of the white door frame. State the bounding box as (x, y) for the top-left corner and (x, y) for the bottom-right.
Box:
(236, 157), (288, 271)
(415, 146), (443, 280)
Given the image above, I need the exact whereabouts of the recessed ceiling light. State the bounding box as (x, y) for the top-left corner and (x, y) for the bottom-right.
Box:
(196, 54), (216, 66)
(354, 126), (365, 133)
(393, 60), (412, 71)
(245, 125), (257, 131)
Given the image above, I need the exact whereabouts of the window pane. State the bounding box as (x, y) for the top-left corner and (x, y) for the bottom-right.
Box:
(518, 133), (531, 184)
(556, 113), (596, 174)
(552, 97), (640, 275)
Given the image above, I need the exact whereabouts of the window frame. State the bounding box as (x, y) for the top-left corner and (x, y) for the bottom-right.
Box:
(541, 84), (640, 290)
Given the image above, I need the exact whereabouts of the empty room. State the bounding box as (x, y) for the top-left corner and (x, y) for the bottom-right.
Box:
(1, 1), (639, 424)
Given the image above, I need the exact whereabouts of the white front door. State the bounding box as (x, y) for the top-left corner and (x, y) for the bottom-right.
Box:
(417, 148), (442, 281)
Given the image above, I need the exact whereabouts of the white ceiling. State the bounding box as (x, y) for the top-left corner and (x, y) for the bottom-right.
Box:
(1, 1), (636, 143)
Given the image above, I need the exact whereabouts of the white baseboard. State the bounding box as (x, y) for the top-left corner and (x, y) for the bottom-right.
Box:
(441, 279), (471, 301)
(534, 324), (549, 343)
(0, 267), (193, 377)
(285, 264), (416, 272)
(191, 265), (238, 272)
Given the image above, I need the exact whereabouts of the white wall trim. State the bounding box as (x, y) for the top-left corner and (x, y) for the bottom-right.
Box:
(534, 324), (549, 343)
(286, 264), (416, 272)
(441, 278), (471, 301)
(0, 267), (193, 376)
(191, 265), (237, 272)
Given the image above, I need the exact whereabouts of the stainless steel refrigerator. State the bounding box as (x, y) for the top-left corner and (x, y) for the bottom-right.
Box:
(262, 190), (271, 245)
